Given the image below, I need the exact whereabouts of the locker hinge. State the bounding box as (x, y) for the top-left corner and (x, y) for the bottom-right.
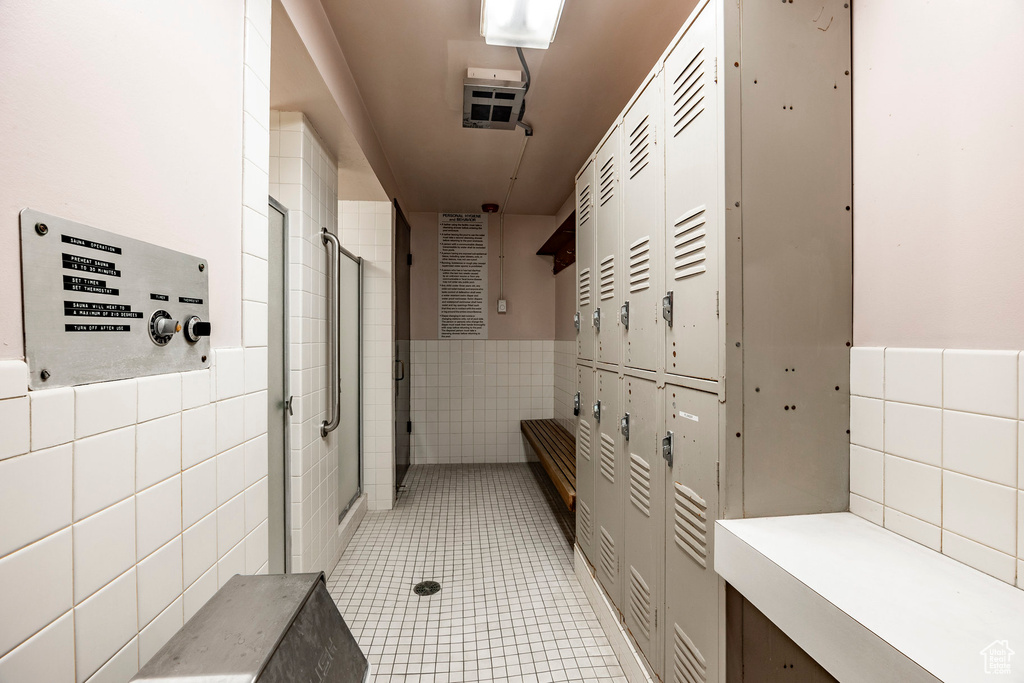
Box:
(620, 301), (630, 329)
(662, 431), (674, 468)
(593, 307), (601, 330)
(574, 391), (581, 416)
(716, 290), (720, 318)
(407, 253), (412, 266)
(593, 400), (602, 423)
(574, 311), (581, 332)
(662, 292), (673, 327)
(620, 413), (630, 441)
(716, 461), (721, 488)
(406, 420), (412, 433)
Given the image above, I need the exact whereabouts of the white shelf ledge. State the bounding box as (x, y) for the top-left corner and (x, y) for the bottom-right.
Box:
(716, 512), (1024, 683)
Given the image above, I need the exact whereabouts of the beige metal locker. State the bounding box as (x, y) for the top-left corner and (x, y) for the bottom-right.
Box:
(594, 129), (622, 365)
(663, 384), (720, 683)
(576, 159), (596, 361)
(575, 364), (597, 563)
(663, 1), (720, 382)
(622, 375), (664, 675)
(593, 368), (624, 609)
(622, 74), (666, 373)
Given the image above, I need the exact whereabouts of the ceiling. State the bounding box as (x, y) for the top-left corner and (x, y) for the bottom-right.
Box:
(270, 0), (387, 201)
(319, 0), (698, 215)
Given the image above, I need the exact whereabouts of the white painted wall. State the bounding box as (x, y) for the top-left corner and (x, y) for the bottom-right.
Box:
(853, 0), (1024, 350)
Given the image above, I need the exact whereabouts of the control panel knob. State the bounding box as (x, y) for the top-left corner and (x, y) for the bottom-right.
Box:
(184, 316), (212, 343)
(149, 310), (180, 346)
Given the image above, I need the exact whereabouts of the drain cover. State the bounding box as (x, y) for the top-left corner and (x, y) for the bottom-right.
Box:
(413, 581), (440, 596)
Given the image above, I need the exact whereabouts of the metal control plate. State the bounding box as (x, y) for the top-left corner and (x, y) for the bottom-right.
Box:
(20, 209), (211, 389)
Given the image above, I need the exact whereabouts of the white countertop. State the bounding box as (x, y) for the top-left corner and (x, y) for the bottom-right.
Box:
(716, 512), (1024, 683)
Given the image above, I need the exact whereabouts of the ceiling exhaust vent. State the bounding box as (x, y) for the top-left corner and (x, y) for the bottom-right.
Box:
(463, 77), (526, 130)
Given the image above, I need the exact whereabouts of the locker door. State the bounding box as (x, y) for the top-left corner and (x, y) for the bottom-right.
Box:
(622, 73), (665, 373)
(576, 160), (597, 361)
(594, 368), (624, 610)
(622, 376), (664, 675)
(595, 128), (622, 365)
(575, 365), (597, 563)
(663, 3), (720, 381)
(663, 385), (720, 683)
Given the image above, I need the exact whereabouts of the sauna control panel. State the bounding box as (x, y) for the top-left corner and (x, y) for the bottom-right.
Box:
(20, 208), (211, 390)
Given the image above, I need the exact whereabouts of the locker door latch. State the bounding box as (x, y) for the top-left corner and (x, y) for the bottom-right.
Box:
(620, 301), (630, 329)
(593, 400), (601, 422)
(662, 431), (674, 467)
(662, 292), (673, 327)
(573, 391), (581, 416)
(574, 311), (581, 332)
(620, 413), (630, 440)
(593, 307), (601, 330)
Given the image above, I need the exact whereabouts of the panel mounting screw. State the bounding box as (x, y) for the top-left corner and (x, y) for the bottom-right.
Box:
(198, 263), (205, 272)
(40, 369), (50, 381)
(35, 223), (48, 236)
(201, 355), (208, 363)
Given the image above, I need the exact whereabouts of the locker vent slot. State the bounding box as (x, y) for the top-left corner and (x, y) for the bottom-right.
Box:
(628, 567), (653, 639)
(579, 267), (592, 307)
(599, 156), (616, 206)
(578, 499), (593, 544)
(673, 206), (708, 280)
(599, 432), (616, 483)
(674, 482), (708, 568)
(599, 527), (616, 582)
(672, 45), (707, 137)
(579, 184), (592, 225)
(628, 115), (651, 178)
(629, 454), (652, 517)
(579, 420), (592, 462)
(628, 236), (652, 293)
(671, 623), (708, 683)
(599, 256), (615, 301)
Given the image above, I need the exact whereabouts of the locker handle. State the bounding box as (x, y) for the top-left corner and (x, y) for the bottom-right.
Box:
(662, 431), (674, 467)
(593, 307), (601, 330)
(574, 311), (581, 332)
(662, 292), (673, 327)
(620, 301), (629, 329)
(573, 391), (581, 416)
(593, 400), (601, 422)
(620, 413), (630, 441)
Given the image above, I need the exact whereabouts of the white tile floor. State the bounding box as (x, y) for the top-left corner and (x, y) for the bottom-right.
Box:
(328, 464), (626, 682)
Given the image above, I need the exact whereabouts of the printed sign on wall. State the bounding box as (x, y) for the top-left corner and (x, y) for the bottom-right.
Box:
(438, 212), (488, 339)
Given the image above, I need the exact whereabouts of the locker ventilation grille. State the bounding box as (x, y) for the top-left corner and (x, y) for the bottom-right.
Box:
(599, 256), (615, 301)
(628, 236), (652, 293)
(599, 433), (616, 482)
(673, 206), (708, 280)
(672, 45), (707, 137)
(579, 184), (592, 225)
(674, 482), (708, 568)
(671, 623), (707, 683)
(599, 156), (616, 206)
(629, 454), (652, 517)
(578, 420), (592, 461)
(628, 567), (653, 639)
(628, 116), (651, 179)
(599, 527), (616, 582)
(578, 499), (593, 544)
(579, 268), (592, 307)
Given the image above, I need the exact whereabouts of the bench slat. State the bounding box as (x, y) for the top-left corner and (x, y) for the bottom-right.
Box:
(521, 419), (576, 511)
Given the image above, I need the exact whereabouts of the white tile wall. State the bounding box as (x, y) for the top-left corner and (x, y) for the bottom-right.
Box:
(554, 340), (576, 433)
(271, 112), (347, 573)
(338, 200), (395, 510)
(409, 339), (555, 464)
(0, 3), (275, 677)
(850, 346), (1023, 589)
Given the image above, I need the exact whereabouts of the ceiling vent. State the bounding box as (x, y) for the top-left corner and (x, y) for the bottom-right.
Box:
(463, 75), (526, 130)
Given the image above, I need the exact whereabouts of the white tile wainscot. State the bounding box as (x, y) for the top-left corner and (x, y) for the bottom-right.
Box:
(849, 347), (1023, 588)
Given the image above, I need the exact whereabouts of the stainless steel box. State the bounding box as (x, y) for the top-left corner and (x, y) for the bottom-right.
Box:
(132, 573), (368, 683)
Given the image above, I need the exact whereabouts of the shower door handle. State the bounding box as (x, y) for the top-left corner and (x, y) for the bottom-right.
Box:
(395, 359), (405, 381)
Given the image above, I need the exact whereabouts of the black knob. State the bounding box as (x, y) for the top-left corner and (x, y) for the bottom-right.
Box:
(184, 316), (212, 343)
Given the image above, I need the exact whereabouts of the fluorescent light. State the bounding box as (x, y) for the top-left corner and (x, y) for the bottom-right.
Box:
(480, 0), (565, 50)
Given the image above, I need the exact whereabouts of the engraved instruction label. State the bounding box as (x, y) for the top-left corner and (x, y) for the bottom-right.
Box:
(65, 324), (131, 332)
(61, 252), (121, 277)
(63, 301), (143, 319)
(438, 212), (488, 339)
(178, 296), (203, 305)
(61, 234), (122, 254)
(63, 275), (118, 296)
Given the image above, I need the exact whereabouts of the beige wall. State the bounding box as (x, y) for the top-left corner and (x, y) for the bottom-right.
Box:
(853, 0), (1024, 349)
(552, 194), (577, 342)
(409, 212), (557, 340)
(0, 0), (244, 359)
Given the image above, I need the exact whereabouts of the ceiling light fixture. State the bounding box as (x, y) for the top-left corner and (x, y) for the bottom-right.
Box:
(480, 0), (565, 50)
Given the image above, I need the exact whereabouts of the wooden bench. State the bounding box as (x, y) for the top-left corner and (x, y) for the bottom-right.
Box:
(520, 419), (576, 511)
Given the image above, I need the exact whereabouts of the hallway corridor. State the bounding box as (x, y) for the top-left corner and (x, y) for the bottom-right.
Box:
(328, 465), (626, 682)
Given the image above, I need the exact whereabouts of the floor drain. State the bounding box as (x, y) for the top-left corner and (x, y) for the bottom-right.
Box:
(413, 580), (440, 596)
